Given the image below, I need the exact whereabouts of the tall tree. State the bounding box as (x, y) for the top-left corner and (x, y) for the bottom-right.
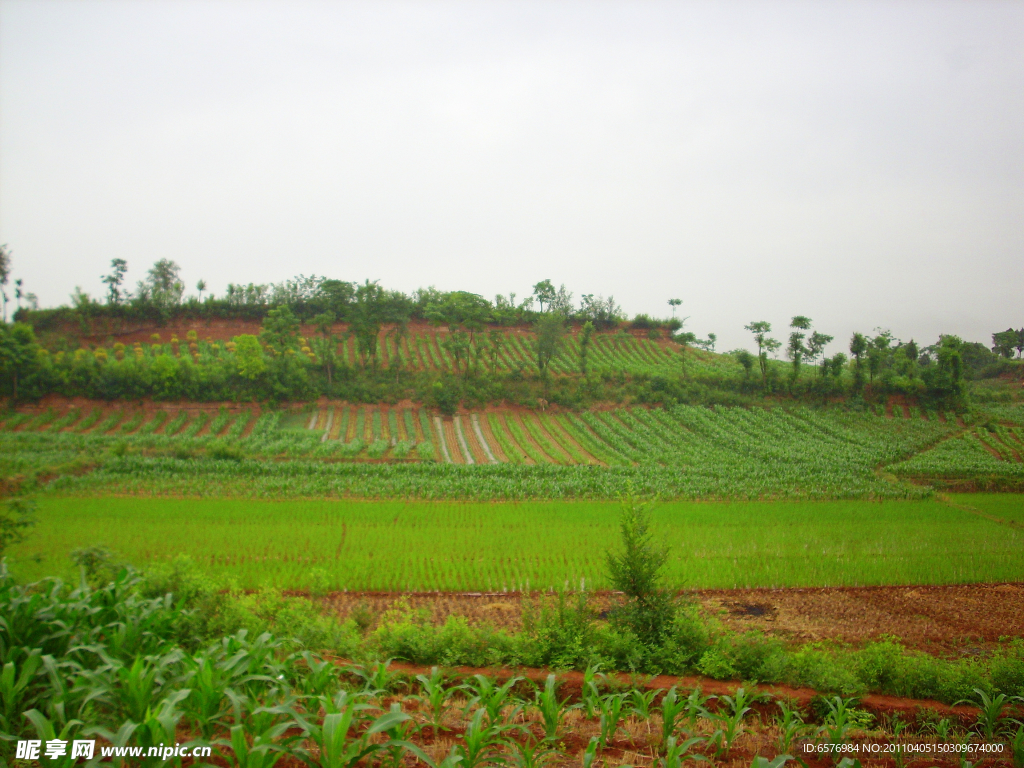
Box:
(259, 305), (301, 355)
(310, 311), (340, 386)
(849, 332), (868, 389)
(667, 298), (682, 318)
(992, 328), (1018, 359)
(138, 259), (184, 309)
(532, 279), (556, 313)
(0, 244), (10, 322)
(787, 316), (812, 382)
(744, 320), (780, 389)
(102, 259), (129, 305)
(534, 311), (566, 380)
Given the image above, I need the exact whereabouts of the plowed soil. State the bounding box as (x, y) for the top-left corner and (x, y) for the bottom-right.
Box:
(316, 583), (1024, 657)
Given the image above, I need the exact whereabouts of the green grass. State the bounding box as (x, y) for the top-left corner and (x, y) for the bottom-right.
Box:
(11, 496), (1024, 591)
(949, 493), (1024, 524)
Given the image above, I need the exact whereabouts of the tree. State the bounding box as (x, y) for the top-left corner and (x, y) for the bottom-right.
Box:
(425, 292), (492, 378)
(196, 279), (208, 301)
(532, 279), (556, 313)
(102, 259), (129, 305)
(259, 305), (300, 355)
(668, 298), (682, 318)
(348, 280), (411, 370)
(734, 349), (755, 378)
(310, 311), (340, 386)
(232, 335), (267, 380)
(806, 330), (833, 377)
(0, 322), (42, 400)
(787, 316), (812, 382)
(744, 321), (780, 389)
(138, 259), (184, 309)
(992, 329), (1018, 359)
(605, 493), (675, 646)
(849, 332), (868, 389)
(579, 294), (623, 330)
(533, 311), (566, 379)
(0, 244), (10, 322)
(579, 320), (595, 376)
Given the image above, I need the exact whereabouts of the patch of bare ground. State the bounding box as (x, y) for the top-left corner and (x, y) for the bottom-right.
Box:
(312, 583), (1024, 658)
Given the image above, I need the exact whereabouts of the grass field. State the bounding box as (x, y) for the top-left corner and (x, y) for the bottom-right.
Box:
(12, 495), (1024, 590)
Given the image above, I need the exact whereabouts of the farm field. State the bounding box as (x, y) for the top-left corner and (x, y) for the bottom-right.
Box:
(9, 399), (1024, 499)
(11, 495), (1024, 590)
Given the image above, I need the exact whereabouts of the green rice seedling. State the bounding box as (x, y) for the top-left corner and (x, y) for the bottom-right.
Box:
(413, 666), (453, 732)
(534, 674), (576, 741)
(464, 674), (524, 725)
(774, 700), (807, 755)
(954, 688), (1023, 740)
(659, 734), (706, 768)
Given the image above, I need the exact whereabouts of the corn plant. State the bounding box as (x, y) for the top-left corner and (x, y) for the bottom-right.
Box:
(817, 696), (859, 749)
(751, 757), (791, 768)
(1010, 724), (1023, 768)
(774, 700), (807, 755)
(630, 687), (659, 719)
(581, 663), (606, 718)
(295, 703), (426, 768)
(216, 722), (293, 768)
(684, 686), (716, 729)
(451, 707), (520, 768)
(706, 686), (768, 757)
(464, 674), (524, 725)
(348, 658), (397, 695)
(598, 692), (627, 749)
(0, 650), (42, 737)
(582, 736), (599, 768)
(414, 666), (454, 731)
(659, 687), (688, 751)
(954, 688), (1024, 740)
(510, 735), (556, 768)
(287, 651), (340, 698)
(659, 734), (706, 768)
(20, 709), (84, 768)
(534, 674), (576, 742)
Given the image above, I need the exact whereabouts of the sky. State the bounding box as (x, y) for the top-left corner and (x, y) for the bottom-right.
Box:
(1, 0), (1021, 353)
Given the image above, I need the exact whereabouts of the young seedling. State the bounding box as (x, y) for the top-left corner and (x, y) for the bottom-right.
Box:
(684, 686), (716, 729)
(452, 708), (520, 768)
(707, 687), (769, 757)
(774, 700), (807, 755)
(534, 674), (577, 742)
(659, 687), (688, 752)
(598, 692), (628, 749)
(751, 757), (792, 768)
(349, 658), (396, 696)
(582, 663), (607, 718)
(659, 734), (707, 768)
(954, 688), (1024, 741)
(630, 687), (659, 720)
(463, 674), (524, 725)
(817, 696), (859, 749)
(509, 735), (556, 768)
(414, 666), (454, 731)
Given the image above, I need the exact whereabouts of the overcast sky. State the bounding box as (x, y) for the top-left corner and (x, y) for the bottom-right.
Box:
(1, 0), (1021, 352)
